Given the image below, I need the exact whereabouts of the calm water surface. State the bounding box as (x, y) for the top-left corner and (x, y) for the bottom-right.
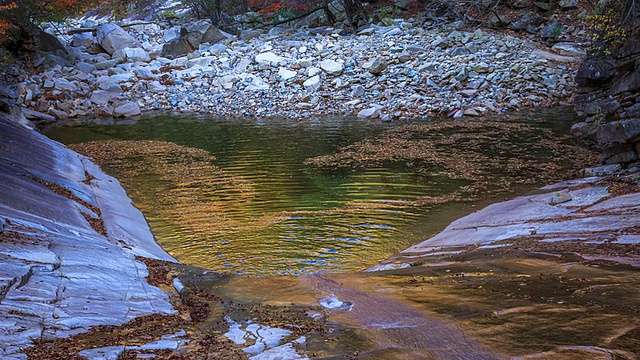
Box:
(46, 110), (583, 276)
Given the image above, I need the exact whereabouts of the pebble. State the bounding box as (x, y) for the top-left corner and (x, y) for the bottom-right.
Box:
(19, 17), (581, 120)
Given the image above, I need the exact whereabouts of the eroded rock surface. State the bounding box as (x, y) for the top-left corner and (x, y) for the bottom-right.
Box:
(371, 166), (640, 270)
(0, 114), (176, 359)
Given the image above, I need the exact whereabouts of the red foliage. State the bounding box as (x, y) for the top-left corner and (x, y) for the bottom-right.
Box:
(248, 0), (268, 11)
(0, 0), (92, 45)
(250, 0), (312, 16)
(258, 2), (283, 14)
(290, 2), (310, 13)
(0, 18), (16, 43)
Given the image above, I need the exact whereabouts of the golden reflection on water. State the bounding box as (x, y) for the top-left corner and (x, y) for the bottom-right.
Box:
(70, 139), (433, 275)
(63, 113), (594, 276)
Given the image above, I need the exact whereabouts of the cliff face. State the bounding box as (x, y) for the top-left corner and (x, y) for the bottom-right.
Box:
(0, 114), (176, 358)
(573, 15), (640, 165)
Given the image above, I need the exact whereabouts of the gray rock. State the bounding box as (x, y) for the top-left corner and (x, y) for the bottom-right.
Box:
(72, 33), (94, 48)
(113, 47), (150, 63)
(277, 67), (297, 81)
(303, 75), (322, 92)
(162, 38), (194, 58)
(351, 85), (366, 97)
(551, 43), (586, 57)
(49, 107), (71, 119)
(596, 119), (640, 144)
(449, 47), (469, 56)
(94, 59), (117, 70)
(320, 59), (344, 76)
(581, 164), (622, 177)
(76, 61), (97, 74)
(398, 52), (412, 63)
(243, 75), (270, 91)
(357, 27), (376, 36)
(255, 52), (286, 67)
(90, 90), (120, 105)
(85, 42), (107, 55)
(96, 23), (142, 55)
(0, 115), (176, 359)
(22, 108), (56, 123)
(624, 103), (640, 118)
(384, 27), (403, 37)
(357, 107), (381, 119)
(550, 191), (573, 205)
(0, 83), (18, 100)
(601, 143), (639, 164)
(148, 81), (167, 92)
(79, 346), (125, 360)
(208, 43), (228, 56)
(183, 21), (226, 49)
(463, 108), (481, 116)
(510, 13), (544, 31)
(113, 101), (141, 117)
(213, 74), (238, 89)
(42, 78), (55, 89)
(540, 20), (562, 39)
(365, 58), (388, 75)
(134, 67), (155, 79)
(268, 26), (287, 37)
(54, 79), (79, 93)
(38, 30), (68, 55)
(162, 26), (182, 43)
(460, 90), (477, 98)
(34, 53), (70, 68)
(296, 57), (315, 68)
(240, 29), (262, 41)
(398, 184), (620, 255)
(473, 62), (491, 73)
(455, 67), (469, 82)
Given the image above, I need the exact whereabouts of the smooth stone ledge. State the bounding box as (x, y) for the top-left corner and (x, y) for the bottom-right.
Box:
(0, 114), (177, 358)
(368, 171), (640, 270)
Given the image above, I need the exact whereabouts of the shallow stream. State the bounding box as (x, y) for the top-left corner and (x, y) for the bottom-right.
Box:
(43, 110), (640, 359)
(46, 108), (589, 276)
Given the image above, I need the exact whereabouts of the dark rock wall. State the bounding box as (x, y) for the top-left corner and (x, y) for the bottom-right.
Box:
(573, 20), (640, 165)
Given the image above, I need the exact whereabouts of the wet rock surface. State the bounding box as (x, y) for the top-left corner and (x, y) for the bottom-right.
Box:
(374, 166), (640, 268)
(0, 114), (176, 359)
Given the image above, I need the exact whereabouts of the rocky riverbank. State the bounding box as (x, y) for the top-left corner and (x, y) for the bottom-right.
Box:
(12, 13), (586, 125)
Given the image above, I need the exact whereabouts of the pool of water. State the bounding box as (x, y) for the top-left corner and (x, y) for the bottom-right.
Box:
(45, 109), (590, 276)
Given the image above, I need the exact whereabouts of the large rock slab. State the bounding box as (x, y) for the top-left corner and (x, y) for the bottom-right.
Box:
(96, 23), (143, 55)
(0, 114), (175, 358)
(370, 173), (640, 270)
(161, 21), (226, 58)
(184, 20), (226, 48)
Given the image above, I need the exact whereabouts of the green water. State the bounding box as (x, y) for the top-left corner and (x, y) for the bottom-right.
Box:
(46, 109), (588, 276)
